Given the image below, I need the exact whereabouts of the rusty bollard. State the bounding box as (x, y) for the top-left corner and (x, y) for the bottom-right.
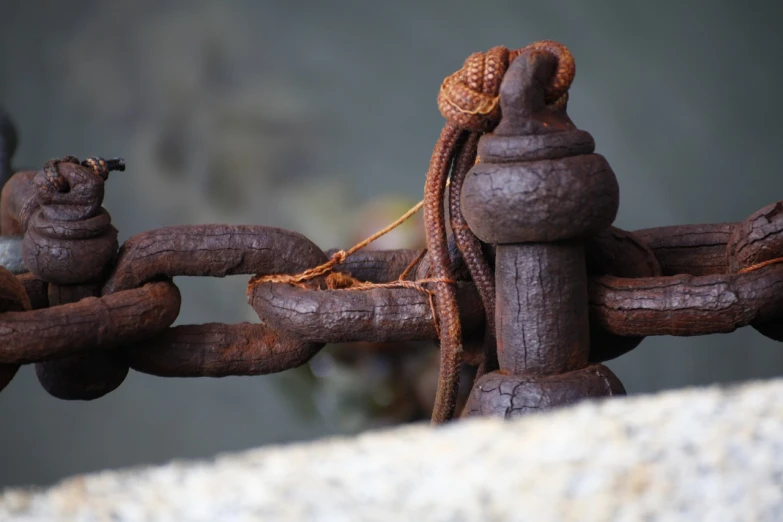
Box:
(461, 51), (626, 417)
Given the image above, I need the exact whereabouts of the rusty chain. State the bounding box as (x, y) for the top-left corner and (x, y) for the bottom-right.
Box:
(0, 44), (781, 421)
(1, 165), (781, 395)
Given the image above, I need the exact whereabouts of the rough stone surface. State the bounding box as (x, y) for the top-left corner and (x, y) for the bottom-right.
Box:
(1, 379), (781, 521)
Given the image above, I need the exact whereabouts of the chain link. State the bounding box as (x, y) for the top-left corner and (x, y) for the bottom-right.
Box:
(0, 266), (30, 392)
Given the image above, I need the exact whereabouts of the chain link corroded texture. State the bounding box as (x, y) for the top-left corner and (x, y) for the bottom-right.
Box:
(0, 42), (781, 425)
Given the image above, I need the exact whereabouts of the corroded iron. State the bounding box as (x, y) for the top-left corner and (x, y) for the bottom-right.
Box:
(0, 41), (780, 428)
(0, 266), (30, 392)
(461, 52), (626, 417)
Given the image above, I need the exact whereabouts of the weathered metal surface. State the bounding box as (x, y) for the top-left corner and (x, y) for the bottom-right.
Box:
(0, 40), (779, 430)
(0, 266), (30, 392)
(0, 282), (181, 365)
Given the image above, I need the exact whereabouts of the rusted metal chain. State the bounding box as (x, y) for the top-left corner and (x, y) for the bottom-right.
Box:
(104, 224), (332, 382)
(0, 41), (781, 430)
(585, 227), (662, 362)
(0, 199), (781, 401)
(126, 323), (323, 378)
(0, 281), (181, 365)
(1, 169), (37, 235)
(245, 222), (783, 351)
(592, 201), (783, 342)
(0, 266), (30, 392)
(1, 167), (782, 404)
(16, 273), (48, 310)
(4, 195), (783, 397)
(104, 224), (328, 294)
(634, 223), (735, 276)
(590, 264), (783, 336)
(249, 280), (484, 345)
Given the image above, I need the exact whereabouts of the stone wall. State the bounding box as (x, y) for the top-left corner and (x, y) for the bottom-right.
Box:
(2, 379), (780, 521)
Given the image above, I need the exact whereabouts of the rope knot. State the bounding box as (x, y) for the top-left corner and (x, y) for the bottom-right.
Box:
(437, 40), (576, 132)
(42, 156), (126, 193)
(331, 250), (348, 264)
(82, 157), (126, 181)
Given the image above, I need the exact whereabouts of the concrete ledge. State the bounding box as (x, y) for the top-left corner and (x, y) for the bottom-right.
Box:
(2, 379), (782, 521)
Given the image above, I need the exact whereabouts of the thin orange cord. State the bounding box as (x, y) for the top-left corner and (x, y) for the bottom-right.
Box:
(398, 249), (429, 281)
(247, 179), (455, 293)
(736, 257), (783, 274)
(248, 199), (426, 291)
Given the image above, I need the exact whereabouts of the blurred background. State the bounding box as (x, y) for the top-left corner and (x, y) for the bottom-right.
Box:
(1, 0), (782, 488)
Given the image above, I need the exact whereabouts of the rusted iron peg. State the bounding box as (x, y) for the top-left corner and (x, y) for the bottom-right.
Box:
(0, 41), (781, 427)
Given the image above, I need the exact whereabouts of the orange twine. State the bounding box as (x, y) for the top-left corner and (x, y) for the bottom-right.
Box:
(248, 199), (426, 289)
(246, 195), (456, 337)
(736, 256), (783, 275)
(248, 179), (455, 291)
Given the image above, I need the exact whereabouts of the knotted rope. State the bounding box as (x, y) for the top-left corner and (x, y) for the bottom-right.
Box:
(42, 156), (125, 192)
(426, 41), (576, 424)
(437, 41), (574, 131)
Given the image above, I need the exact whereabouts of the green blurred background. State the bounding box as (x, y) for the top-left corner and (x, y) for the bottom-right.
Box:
(1, 0), (782, 487)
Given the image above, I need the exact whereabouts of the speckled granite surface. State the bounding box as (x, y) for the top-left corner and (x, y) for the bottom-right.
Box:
(2, 378), (781, 521)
